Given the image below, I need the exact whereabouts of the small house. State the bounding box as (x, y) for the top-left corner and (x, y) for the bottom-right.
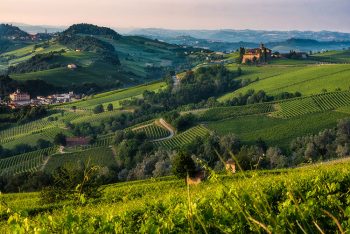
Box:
(225, 159), (236, 173)
(66, 137), (90, 147)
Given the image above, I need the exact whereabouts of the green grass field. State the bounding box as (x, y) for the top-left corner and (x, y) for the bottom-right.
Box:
(219, 64), (350, 101)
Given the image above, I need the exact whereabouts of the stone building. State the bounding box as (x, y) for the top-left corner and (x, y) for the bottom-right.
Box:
(242, 43), (272, 64)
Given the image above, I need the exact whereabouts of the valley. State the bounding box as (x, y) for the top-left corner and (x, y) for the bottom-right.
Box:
(1, 21), (350, 232)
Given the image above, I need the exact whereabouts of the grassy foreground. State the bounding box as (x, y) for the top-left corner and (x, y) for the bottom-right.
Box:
(2, 158), (350, 232)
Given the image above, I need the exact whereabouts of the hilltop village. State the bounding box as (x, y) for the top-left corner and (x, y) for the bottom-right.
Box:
(1, 89), (81, 108)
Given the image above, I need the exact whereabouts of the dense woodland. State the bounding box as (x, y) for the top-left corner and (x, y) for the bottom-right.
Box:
(63, 23), (121, 40)
(7, 50), (66, 74)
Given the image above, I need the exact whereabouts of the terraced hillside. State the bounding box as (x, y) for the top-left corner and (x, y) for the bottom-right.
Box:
(0, 147), (56, 176)
(44, 147), (116, 172)
(133, 123), (171, 140)
(272, 91), (350, 118)
(154, 125), (210, 149)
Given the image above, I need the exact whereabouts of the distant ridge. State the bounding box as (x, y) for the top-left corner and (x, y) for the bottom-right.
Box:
(63, 23), (121, 40)
(0, 24), (29, 39)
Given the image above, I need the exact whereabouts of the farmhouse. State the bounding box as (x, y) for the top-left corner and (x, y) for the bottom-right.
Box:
(66, 137), (90, 147)
(242, 43), (272, 64)
(9, 89), (31, 107)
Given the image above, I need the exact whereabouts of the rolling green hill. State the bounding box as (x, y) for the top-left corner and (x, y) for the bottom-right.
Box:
(0, 23), (207, 88)
(219, 64), (350, 101)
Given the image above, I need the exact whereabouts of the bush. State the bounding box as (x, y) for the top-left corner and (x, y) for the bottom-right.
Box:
(93, 104), (104, 114)
(53, 133), (66, 146)
(40, 164), (103, 204)
(172, 151), (196, 179)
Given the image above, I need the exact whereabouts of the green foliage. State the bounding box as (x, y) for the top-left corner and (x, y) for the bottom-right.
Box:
(93, 104), (104, 114)
(4, 161), (350, 232)
(40, 163), (103, 204)
(172, 151), (196, 179)
(53, 133), (66, 146)
(63, 23), (121, 40)
(106, 103), (113, 112)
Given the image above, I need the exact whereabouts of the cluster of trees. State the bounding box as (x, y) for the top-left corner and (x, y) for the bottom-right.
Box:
(0, 105), (47, 124)
(8, 50), (65, 74)
(0, 24), (29, 39)
(92, 103), (114, 114)
(226, 89), (302, 106)
(57, 34), (120, 66)
(63, 23), (121, 40)
(0, 75), (61, 99)
(163, 111), (196, 132)
(290, 119), (350, 164)
(123, 65), (241, 113)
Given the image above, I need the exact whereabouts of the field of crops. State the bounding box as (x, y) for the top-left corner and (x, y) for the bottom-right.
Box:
(219, 64), (350, 101)
(0, 118), (58, 145)
(155, 125), (210, 149)
(43, 147), (116, 172)
(133, 124), (170, 140)
(207, 111), (350, 147)
(0, 147), (57, 176)
(198, 103), (274, 121)
(273, 91), (350, 118)
(3, 159), (350, 232)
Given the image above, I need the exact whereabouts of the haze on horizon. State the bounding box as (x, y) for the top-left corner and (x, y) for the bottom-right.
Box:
(1, 0), (350, 32)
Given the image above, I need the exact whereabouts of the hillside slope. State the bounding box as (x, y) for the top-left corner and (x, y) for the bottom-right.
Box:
(2, 159), (350, 232)
(0, 23), (206, 88)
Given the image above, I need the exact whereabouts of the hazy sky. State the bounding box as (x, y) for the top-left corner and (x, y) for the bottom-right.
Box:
(1, 0), (350, 32)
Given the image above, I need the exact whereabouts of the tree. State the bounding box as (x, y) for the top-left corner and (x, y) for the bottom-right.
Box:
(107, 103), (113, 112)
(172, 151), (196, 179)
(37, 139), (52, 149)
(93, 104), (104, 114)
(40, 163), (103, 203)
(54, 133), (67, 146)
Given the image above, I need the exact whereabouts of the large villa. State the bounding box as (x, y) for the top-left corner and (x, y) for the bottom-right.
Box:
(242, 43), (272, 64)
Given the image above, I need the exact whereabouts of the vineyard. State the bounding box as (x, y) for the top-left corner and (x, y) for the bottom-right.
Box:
(273, 91), (350, 118)
(0, 147), (57, 176)
(60, 82), (166, 109)
(3, 159), (350, 232)
(43, 147), (117, 172)
(207, 111), (349, 147)
(198, 103), (274, 121)
(0, 118), (57, 145)
(133, 123), (171, 140)
(154, 125), (210, 149)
